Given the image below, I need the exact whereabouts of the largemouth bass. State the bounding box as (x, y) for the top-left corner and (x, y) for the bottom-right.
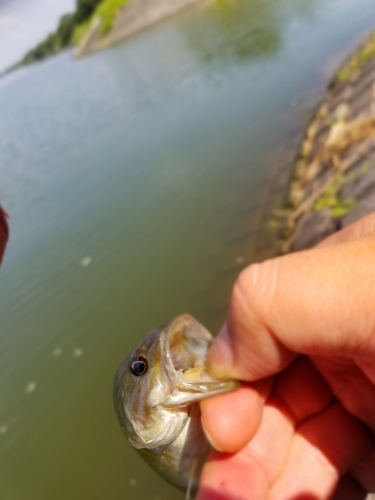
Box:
(113, 314), (238, 498)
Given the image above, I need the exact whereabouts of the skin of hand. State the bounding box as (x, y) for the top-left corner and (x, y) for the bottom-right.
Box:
(198, 213), (375, 500)
(0, 207), (9, 265)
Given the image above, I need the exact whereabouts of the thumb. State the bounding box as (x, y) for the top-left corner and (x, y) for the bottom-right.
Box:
(207, 237), (375, 381)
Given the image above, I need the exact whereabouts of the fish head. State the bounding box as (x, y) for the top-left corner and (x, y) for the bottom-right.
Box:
(113, 314), (238, 450)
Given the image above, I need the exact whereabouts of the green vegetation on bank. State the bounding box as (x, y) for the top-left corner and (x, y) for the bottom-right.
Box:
(72, 0), (130, 45)
(21, 0), (129, 65)
(95, 0), (130, 35)
(314, 185), (356, 217)
(336, 31), (375, 83)
(314, 163), (373, 217)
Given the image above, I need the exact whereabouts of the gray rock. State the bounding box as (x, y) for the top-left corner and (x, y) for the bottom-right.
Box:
(341, 192), (375, 227)
(340, 156), (375, 226)
(341, 162), (375, 201)
(290, 209), (338, 252)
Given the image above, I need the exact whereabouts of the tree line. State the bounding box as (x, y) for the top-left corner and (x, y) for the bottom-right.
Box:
(22, 0), (103, 64)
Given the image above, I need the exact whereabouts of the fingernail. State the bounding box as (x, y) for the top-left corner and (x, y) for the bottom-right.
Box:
(207, 325), (236, 379)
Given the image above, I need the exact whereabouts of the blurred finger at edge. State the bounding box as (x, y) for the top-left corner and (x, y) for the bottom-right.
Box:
(0, 206), (9, 265)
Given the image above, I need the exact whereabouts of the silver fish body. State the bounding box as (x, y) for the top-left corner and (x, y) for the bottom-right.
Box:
(113, 314), (237, 497)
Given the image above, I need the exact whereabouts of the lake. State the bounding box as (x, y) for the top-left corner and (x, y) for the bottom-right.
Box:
(1, 0), (375, 498)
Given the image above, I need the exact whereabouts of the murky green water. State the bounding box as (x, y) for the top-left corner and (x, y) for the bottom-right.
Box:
(1, 0), (375, 498)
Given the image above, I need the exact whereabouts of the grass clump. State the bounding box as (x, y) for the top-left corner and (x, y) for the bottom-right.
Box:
(314, 188), (356, 217)
(72, 19), (91, 45)
(314, 174), (357, 218)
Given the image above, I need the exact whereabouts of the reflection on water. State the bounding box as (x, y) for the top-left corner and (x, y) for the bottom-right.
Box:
(185, 0), (277, 61)
(185, 0), (316, 62)
(1, 0), (375, 499)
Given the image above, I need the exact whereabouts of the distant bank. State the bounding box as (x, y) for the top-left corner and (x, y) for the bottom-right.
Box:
(74, 0), (203, 57)
(16, 0), (204, 70)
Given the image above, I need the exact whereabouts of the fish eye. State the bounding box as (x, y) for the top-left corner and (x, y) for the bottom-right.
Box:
(130, 356), (148, 376)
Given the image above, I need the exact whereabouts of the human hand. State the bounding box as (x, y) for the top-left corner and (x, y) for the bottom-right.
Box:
(0, 206), (9, 264)
(198, 214), (375, 500)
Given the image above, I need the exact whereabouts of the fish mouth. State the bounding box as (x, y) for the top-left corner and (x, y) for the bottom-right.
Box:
(161, 314), (238, 408)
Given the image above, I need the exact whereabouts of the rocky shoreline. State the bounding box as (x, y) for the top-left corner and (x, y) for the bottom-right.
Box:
(75, 0), (203, 57)
(276, 31), (375, 253)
